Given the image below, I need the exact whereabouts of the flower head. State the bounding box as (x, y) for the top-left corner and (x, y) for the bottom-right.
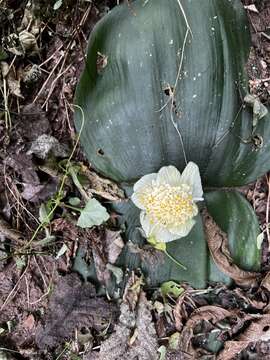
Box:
(131, 162), (203, 243)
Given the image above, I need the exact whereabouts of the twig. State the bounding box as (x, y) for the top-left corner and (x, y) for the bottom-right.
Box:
(33, 52), (65, 103)
(0, 260), (29, 312)
(0, 216), (24, 244)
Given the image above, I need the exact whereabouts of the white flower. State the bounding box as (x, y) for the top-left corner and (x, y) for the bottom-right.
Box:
(131, 162), (203, 243)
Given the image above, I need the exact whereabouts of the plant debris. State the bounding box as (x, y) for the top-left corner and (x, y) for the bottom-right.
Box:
(202, 209), (261, 287)
(88, 274), (159, 360)
(36, 273), (117, 349)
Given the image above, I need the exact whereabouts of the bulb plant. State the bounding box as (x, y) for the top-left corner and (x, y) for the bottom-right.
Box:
(75, 0), (270, 288)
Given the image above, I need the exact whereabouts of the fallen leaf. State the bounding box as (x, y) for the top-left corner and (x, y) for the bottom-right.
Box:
(5, 153), (58, 202)
(27, 134), (69, 159)
(202, 209), (260, 287)
(36, 273), (117, 348)
(217, 314), (270, 360)
(89, 274), (158, 360)
(0, 61), (23, 98)
(19, 30), (39, 54)
(20, 104), (51, 141)
(105, 229), (124, 264)
(81, 165), (125, 201)
(88, 228), (124, 287)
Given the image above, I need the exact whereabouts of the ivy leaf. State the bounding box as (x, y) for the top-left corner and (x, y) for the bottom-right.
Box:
(77, 198), (110, 228)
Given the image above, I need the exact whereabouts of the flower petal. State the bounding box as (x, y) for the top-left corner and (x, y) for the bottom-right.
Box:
(140, 212), (154, 237)
(169, 218), (196, 237)
(131, 192), (146, 210)
(180, 162), (203, 201)
(153, 225), (180, 243)
(157, 165), (182, 186)
(140, 212), (178, 243)
(134, 173), (157, 192)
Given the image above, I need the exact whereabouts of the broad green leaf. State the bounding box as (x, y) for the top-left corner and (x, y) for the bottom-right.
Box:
(77, 198), (110, 228)
(75, 0), (270, 187)
(113, 187), (261, 288)
(113, 197), (208, 289)
(205, 190), (261, 284)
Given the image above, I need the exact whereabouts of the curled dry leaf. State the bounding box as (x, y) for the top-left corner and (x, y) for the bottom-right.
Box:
(89, 228), (124, 287)
(202, 209), (260, 287)
(217, 314), (270, 360)
(178, 305), (233, 357)
(176, 305), (254, 359)
(89, 274), (158, 360)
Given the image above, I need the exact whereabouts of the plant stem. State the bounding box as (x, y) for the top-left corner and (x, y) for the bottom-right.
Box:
(164, 250), (187, 270)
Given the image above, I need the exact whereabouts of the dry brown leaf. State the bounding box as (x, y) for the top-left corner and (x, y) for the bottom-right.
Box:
(179, 305), (232, 353)
(36, 273), (117, 348)
(177, 305), (253, 358)
(261, 271), (270, 292)
(217, 314), (270, 360)
(89, 228), (124, 287)
(81, 165), (125, 201)
(202, 209), (261, 287)
(1, 61), (24, 98)
(89, 274), (158, 360)
(173, 288), (197, 332)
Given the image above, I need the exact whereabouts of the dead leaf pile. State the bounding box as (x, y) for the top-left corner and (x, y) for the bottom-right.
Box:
(170, 280), (270, 359)
(36, 273), (117, 349)
(5, 153), (58, 203)
(88, 275), (159, 360)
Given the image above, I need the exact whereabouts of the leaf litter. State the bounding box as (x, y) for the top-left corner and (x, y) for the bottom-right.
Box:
(1, 0), (270, 359)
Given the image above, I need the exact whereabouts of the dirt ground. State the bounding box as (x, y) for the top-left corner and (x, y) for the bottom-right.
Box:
(0, 0), (270, 359)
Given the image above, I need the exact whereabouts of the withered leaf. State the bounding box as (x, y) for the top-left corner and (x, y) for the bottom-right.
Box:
(81, 165), (125, 201)
(202, 209), (260, 287)
(89, 275), (159, 360)
(27, 134), (69, 159)
(217, 314), (270, 360)
(36, 273), (117, 348)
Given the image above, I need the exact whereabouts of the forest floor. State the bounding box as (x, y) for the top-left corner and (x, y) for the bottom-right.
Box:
(0, 0), (270, 359)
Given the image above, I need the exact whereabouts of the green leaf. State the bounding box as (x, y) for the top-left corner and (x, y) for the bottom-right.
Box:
(39, 203), (52, 224)
(113, 186), (261, 288)
(160, 281), (184, 298)
(205, 190), (261, 284)
(77, 198), (110, 228)
(75, 0), (270, 187)
(69, 197), (81, 206)
(113, 197), (208, 289)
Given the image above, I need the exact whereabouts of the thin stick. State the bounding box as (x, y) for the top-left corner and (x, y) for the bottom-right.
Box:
(0, 260), (29, 312)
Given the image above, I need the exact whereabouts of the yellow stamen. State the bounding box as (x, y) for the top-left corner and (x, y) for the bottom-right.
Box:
(140, 183), (197, 227)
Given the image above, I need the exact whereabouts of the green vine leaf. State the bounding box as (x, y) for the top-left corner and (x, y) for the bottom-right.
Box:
(77, 198), (110, 228)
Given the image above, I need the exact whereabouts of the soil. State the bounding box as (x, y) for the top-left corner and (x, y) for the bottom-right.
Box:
(0, 1), (270, 359)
